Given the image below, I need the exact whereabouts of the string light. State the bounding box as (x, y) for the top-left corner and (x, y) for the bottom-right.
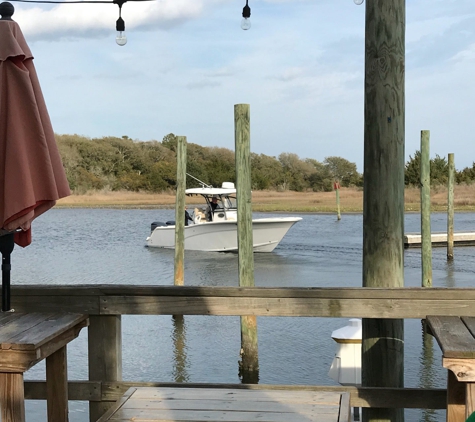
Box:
(5, 0), (154, 45)
(241, 0), (250, 30)
(114, 0), (126, 46)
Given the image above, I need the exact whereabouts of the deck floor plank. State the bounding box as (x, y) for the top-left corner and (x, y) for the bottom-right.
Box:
(97, 387), (349, 422)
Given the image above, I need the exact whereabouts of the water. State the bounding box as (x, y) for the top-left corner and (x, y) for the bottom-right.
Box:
(11, 209), (475, 421)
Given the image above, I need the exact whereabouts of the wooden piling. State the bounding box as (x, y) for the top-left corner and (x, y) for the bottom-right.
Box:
(362, 1), (405, 421)
(335, 181), (341, 221)
(234, 104), (259, 381)
(420, 130), (432, 287)
(447, 153), (455, 260)
(174, 136), (187, 286)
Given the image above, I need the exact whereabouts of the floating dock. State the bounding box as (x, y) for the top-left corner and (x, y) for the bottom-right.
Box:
(404, 232), (475, 248)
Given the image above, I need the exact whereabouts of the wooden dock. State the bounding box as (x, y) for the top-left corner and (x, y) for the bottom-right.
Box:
(96, 386), (351, 422)
(404, 232), (475, 248)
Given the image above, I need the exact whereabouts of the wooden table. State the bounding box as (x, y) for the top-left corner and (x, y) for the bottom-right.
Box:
(426, 315), (475, 422)
(0, 312), (89, 422)
(97, 386), (350, 422)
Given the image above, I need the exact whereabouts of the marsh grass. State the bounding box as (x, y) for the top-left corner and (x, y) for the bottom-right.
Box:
(56, 184), (475, 212)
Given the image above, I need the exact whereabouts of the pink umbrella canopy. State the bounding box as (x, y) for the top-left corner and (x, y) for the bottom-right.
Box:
(0, 2), (71, 247)
(0, 2), (70, 311)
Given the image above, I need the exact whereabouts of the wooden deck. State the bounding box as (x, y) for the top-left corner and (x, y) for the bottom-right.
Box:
(404, 231), (475, 248)
(96, 386), (350, 422)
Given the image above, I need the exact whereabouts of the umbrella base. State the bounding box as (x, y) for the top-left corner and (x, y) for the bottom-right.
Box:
(0, 232), (14, 312)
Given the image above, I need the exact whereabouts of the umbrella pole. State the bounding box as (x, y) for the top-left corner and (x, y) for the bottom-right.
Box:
(0, 232), (14, 312)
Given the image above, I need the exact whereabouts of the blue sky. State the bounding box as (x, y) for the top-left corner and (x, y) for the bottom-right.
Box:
(11, 0), (475, 172)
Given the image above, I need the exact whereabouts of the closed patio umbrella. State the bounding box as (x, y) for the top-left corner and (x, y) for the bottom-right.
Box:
(0, 2), (71, 311)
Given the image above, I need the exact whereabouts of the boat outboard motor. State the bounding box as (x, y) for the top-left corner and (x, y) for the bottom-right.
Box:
(151, 221), (167, 232)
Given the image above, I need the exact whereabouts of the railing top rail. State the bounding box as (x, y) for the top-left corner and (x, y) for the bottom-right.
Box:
(10, 285), (475, 299)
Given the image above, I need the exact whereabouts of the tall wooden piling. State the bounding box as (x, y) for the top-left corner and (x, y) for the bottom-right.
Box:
(362, 1), (405, 421)
(234, 104), (258, 382)
(335, 181), (341, 221)
(174, 136), (187, 286)
(447, 153), (455, 260)
(420, 130), (432, 287)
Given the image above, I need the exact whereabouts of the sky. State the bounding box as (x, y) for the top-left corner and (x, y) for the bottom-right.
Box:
(9, 0), (475, 172)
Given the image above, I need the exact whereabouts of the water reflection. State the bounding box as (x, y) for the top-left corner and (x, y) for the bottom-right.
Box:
(443, 261), (456, 288)
(172, 315), (189, 383)
(418, 321), (438, 422)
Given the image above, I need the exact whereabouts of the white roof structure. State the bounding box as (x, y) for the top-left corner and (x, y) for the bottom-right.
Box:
(185, 187), (236, 196)
(185, 182), (236, 196)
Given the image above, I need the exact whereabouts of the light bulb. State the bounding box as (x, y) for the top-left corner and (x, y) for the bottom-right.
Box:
(354, 0), (364, 4)
(241, 17), (251, 30)
(116, 31), (127, 46)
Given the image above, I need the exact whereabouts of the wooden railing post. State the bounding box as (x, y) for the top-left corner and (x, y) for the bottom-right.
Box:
(88, 315), (122, 422)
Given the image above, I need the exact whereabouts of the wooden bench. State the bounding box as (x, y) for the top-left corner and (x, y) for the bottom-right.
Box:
(96, 386), (351, 422)
(0, 312), (88, 422)
(426, 315), (475, 422)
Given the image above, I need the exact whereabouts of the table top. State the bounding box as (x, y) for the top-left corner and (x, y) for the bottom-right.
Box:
(0, 312), (88, 371)
(426, 316), (475, 359)
(97, 386), (350, 422)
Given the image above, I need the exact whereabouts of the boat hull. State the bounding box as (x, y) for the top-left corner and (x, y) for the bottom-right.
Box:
(146, 217), (301, 252)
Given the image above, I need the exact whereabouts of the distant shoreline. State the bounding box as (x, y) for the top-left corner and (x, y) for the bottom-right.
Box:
(55, 186), (475, 213)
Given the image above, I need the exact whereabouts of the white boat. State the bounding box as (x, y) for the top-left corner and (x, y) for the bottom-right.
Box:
(146, 182), (301, 252)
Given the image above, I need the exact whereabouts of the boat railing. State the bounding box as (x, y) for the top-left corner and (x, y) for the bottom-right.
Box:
(9, 284), (460, 421)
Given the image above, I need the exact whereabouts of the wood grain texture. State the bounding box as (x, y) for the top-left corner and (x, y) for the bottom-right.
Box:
(0, 373), (25, 422)
(447, 153), (455, 259)
(234, 103), (254, 287)
(235, 103), (258, 375)
(46, 346), (68, 422)
(8, 285), (475, 299)
(88, 315), (122, 422)
(99, 382), (446, 409)
(447, 370), (465, 422)
(362, 1), (405, 420)
(174, 136), (187, 286)
(0, 313), (88, 372)
(96, 387), (349, 422)
(99, 295), (475, 318)
(420, 130), (432, 287)
(467, 383), (475, 418)
(426, 316), (475, 358)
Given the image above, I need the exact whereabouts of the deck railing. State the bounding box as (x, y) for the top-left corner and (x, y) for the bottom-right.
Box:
(12, 285), (473, 421)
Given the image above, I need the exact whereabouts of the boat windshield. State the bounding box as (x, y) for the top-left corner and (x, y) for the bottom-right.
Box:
(223, 195), (236, 209)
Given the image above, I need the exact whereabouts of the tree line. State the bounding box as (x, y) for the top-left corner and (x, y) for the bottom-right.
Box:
(56, 133), (361, 193)
(404, 150), (475, 186)
(56, 133), (475, 194)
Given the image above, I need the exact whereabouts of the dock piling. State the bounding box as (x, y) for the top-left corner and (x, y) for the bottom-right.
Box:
(362, 1), (405, 421)
(447, 153), (455, 260)
(174, 136), (187, 286)
(420, 130), (432, 287)
(334, 181), (341, 221)
(234, 104), (259, 381)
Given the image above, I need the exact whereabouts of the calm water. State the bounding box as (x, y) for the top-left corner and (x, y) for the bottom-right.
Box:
(12, 209), (475, 421)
